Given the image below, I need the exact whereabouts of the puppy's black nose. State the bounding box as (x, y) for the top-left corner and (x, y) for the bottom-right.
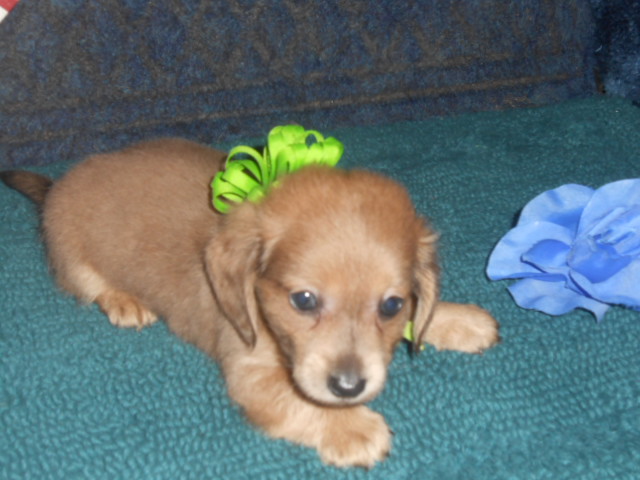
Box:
(328, 372), (366, 398)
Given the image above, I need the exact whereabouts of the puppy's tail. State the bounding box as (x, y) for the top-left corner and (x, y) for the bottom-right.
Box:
(0, 170), (53, 208)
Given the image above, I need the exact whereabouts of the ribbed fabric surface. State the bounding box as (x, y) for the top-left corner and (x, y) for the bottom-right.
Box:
(1, 97), (639, 479)
(0, 0), (595, 167)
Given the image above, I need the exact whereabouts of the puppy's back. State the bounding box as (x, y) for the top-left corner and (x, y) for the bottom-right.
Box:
(43, 138), (227, 317)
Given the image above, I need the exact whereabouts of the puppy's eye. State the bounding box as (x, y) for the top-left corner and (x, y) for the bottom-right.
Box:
(289, 291), (318, 312)
(379, 296), (404, 318)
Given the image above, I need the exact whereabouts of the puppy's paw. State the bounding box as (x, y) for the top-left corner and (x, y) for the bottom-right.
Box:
(96, 290), (158, 329)
(425, 302), (499, 354)
(319, 406), (391, 468)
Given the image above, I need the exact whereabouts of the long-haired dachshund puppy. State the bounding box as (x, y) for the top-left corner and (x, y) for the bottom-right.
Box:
(1, 138), (499, 467)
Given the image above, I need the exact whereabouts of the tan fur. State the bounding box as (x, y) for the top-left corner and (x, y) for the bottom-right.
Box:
(425, 302), (500, 353)
(3, 138), (499, 468)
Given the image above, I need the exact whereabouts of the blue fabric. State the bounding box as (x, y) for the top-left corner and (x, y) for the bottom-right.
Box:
(1, 97), (639, 479)
(487, 179), (640, 320)
(0, 0), (595, 167)
(591, 0), (640, 103)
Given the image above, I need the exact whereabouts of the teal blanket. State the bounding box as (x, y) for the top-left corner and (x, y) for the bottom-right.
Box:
(1, 97), (639, 479)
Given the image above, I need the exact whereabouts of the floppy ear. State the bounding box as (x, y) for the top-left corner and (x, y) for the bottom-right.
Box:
(410, 221), (440, 352)
(205, 204), (263, 348)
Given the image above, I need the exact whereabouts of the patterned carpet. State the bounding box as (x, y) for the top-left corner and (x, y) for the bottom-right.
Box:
(1, 96), (639, 479)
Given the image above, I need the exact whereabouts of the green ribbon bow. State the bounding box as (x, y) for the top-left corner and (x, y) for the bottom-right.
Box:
(212, 125), (344, 214)
(403, 321), (426, 350)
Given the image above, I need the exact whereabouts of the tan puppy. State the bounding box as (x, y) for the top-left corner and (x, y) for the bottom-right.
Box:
(1, 138), (499, 468)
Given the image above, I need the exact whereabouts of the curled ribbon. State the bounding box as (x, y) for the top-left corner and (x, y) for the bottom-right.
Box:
(212, 125), (344, 214)
(403, 321), (415, 343)
(403, 321), (426, 350)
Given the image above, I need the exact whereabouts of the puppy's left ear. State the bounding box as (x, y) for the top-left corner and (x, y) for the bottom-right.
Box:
(410, 220), (440, 352)
(205, 204), (263, 348)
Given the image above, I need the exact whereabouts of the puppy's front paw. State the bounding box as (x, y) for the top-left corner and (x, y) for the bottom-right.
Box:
(96, 290), (158, 329)
(319, 406), (391, 468)
(425, 302), (500, 354)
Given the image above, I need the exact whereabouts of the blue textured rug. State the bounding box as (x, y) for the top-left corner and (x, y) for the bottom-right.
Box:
(1, 97), (639, 479)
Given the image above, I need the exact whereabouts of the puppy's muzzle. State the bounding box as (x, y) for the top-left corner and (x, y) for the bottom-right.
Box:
(327, 356), (366, 399)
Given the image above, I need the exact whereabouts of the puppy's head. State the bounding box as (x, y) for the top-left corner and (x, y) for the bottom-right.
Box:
(207, 167), (439, 406)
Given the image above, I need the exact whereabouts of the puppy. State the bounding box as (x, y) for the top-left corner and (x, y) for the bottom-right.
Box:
(1, 138), (499, 468)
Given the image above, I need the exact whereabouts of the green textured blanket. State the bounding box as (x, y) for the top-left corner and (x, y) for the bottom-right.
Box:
(1, 97), (639, 479)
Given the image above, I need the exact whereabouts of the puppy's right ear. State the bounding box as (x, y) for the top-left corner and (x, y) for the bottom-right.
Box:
(205, 204), (262, 348)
